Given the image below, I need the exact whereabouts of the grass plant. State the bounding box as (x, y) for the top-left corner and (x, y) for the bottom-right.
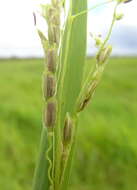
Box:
(32, 0), (132, 190)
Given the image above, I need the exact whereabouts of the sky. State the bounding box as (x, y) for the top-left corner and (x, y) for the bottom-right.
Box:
(0, 0), (136, 58)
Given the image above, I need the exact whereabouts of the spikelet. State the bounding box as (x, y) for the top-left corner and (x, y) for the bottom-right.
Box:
(96, 45), (112, 64)
(43, 74), (56, 100)
(63, 114), (73, 146)
(47, 49), (57, 73)
(77, 80), (98, 112)
(44, 100), (57, 129)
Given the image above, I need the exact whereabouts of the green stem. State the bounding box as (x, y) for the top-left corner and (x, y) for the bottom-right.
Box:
(32, 127), (50, 190)
(99, 2), (119, 52)
(73, 0), (114, 19)
(46, 132), (54, 190)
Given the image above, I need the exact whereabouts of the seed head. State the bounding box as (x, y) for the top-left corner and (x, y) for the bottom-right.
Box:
(44, 100), (56, 129)
(115, 13), (124, 21)
(95, 36), (103, 47)
(96, 45), (112, 64)
(78, 81), (98, 112)
(47, 49), (57, 73)
(43, 74), (56, 100)
(63, 114), (73, 145)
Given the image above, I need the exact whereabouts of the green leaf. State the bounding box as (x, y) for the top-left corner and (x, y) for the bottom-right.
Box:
(56, 0), (88, 189)
(58, 0), (87, 125)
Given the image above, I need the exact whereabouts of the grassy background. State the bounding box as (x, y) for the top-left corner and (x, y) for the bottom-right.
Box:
(0, 58), (137, 190)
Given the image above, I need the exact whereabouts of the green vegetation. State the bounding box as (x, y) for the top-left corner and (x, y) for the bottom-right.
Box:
(33, 0), (88, 189)
(0, 58), (137, 190)
(32, 1), (131, 189)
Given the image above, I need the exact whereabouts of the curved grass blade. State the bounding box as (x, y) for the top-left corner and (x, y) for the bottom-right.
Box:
(56, 0), (88, 189)
(58, 0), (87, 125)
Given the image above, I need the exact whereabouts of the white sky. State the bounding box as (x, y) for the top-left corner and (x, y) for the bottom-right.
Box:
(0, 0), (136, 57)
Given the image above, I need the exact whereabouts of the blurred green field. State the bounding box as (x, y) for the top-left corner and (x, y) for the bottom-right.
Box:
(0, 58), (137, 190)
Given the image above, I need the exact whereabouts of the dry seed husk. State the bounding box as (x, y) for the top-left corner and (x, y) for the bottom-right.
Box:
(47, 49), (56, 73)
(97, 46), (112, 64)
(78, 81), (98, 112)
(63, 115), (73, 145)
(44, 74), (56, 100)
(44, 101), (56, 128)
